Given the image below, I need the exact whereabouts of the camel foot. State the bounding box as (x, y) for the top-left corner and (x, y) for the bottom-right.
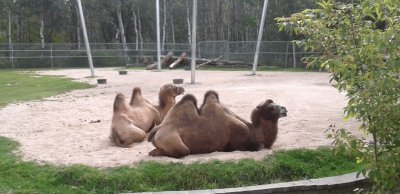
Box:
(149, 149), (166, 157)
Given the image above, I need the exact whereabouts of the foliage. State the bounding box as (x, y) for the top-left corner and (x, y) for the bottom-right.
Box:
(0, 0), (319, 44)
(276, 0), (400, 192)
(0, 135), (361, 193)
(0, 70), (93, 108)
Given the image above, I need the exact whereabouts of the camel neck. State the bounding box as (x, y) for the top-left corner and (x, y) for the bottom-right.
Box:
(159, 93), (175, 109)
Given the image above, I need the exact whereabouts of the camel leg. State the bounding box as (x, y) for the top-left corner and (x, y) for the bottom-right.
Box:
(111, 116), (146, 147)
(151, 131), (190, 158)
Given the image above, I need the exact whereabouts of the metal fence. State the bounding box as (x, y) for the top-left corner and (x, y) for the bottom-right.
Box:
(0, 41), (316, 69)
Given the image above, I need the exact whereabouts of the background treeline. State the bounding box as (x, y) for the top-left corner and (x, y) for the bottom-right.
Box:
(0, 0), (325, 45)
(0, 0), (354, 69)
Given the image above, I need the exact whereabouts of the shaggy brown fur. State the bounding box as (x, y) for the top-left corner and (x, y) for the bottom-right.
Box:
(153, 84), (185, 120)
(110, 87), (162, 147)
(148, 90), (287, 158)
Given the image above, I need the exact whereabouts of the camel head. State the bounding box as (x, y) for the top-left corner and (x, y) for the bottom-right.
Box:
(251, 99), (287, 127)
(250, 99), (287, 149)
(160, 84), (185, 98)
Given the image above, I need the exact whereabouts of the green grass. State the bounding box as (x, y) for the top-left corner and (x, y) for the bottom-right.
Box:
(0, 136), (361, 193)
(0, 70), (93, 108)
(0, 69), (359, 193)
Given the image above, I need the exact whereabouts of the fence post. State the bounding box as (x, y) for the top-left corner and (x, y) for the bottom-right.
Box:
(197, 42), (201, 58)
(225, 41), (229, 61)
(292, 41), (296, 68)
(10, 43), (14, 69)
(284, 41), (289, 69)
(50, 44), (54, 68)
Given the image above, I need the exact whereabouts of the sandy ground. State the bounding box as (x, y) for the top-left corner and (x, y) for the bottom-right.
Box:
(0, 68), (361, 168)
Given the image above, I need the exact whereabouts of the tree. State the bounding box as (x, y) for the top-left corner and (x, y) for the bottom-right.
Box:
(276, 0), (400, 192)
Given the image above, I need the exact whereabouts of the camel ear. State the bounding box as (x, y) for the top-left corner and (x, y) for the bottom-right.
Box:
(267, 99), (274, 103)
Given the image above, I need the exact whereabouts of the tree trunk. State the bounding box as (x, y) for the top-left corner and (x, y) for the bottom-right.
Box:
(75, 2), (81, 49)
(131, 3), (139, 50)
(39, 14), (45, 49)
(186, 0), (191, 44)
(162, 0), (166, 51)
(116, 0), (128, 64)
(137, 6), (143, 50)
(8, 10), (14, 68)
(170, 14), (175, 46)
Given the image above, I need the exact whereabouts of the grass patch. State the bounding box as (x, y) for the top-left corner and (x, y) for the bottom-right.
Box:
(0, 136), (361, 193)
(0, 70), (93, 108)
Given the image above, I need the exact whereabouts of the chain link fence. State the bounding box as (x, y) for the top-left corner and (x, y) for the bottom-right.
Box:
(0, 41), (315, 69)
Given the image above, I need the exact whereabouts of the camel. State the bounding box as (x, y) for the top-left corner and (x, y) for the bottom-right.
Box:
(110, 84), (184, 147)
(148, 90), (287, 158)
(110, 88), (161, 147)
(153, 84), (185, 120)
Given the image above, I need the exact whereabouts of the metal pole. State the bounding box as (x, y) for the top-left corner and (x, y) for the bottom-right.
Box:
(251, 0), (269, 75)
(156, 0), (161, 71)
(292, 41), (296, 68)
(191, 0), (197, 84)
(76, 0), (95, 77)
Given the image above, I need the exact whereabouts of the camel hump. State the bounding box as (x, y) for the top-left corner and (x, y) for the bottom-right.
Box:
(130, 87), (143, 105)
(177, 94), (198, 107)
(113, 93), (126, 112)
(132, 87), (142, 97)
(203, 90), (219, 104)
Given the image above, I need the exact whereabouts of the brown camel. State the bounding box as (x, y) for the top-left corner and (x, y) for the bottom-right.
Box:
(110, 84), (184, 147)
(110, 87), (162, 147)
(148, 90), (287, 158)
(153, 84), (185, 120)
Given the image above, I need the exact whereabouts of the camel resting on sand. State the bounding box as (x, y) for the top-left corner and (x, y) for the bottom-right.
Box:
(148, 90), (287, 158)
(110, 87), (161, 147)
(110, 84), (184, 147)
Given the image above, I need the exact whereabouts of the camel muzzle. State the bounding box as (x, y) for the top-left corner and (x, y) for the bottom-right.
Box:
(279, 106), (288, 118)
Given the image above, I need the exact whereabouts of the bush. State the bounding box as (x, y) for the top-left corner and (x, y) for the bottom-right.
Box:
(276, 0), (400, 192)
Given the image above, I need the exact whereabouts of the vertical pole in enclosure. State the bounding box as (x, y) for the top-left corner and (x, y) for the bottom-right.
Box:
(251, 0), (269, 75)
(156, 0), (162, 71)
(292, 41), (296, 68)
(284, 41), (289, 69)
(191, 0), (197, 84)
(76, 0), (95, 77)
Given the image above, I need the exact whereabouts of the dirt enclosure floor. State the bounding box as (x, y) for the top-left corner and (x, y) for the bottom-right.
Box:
(0, 68), (361, 168)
